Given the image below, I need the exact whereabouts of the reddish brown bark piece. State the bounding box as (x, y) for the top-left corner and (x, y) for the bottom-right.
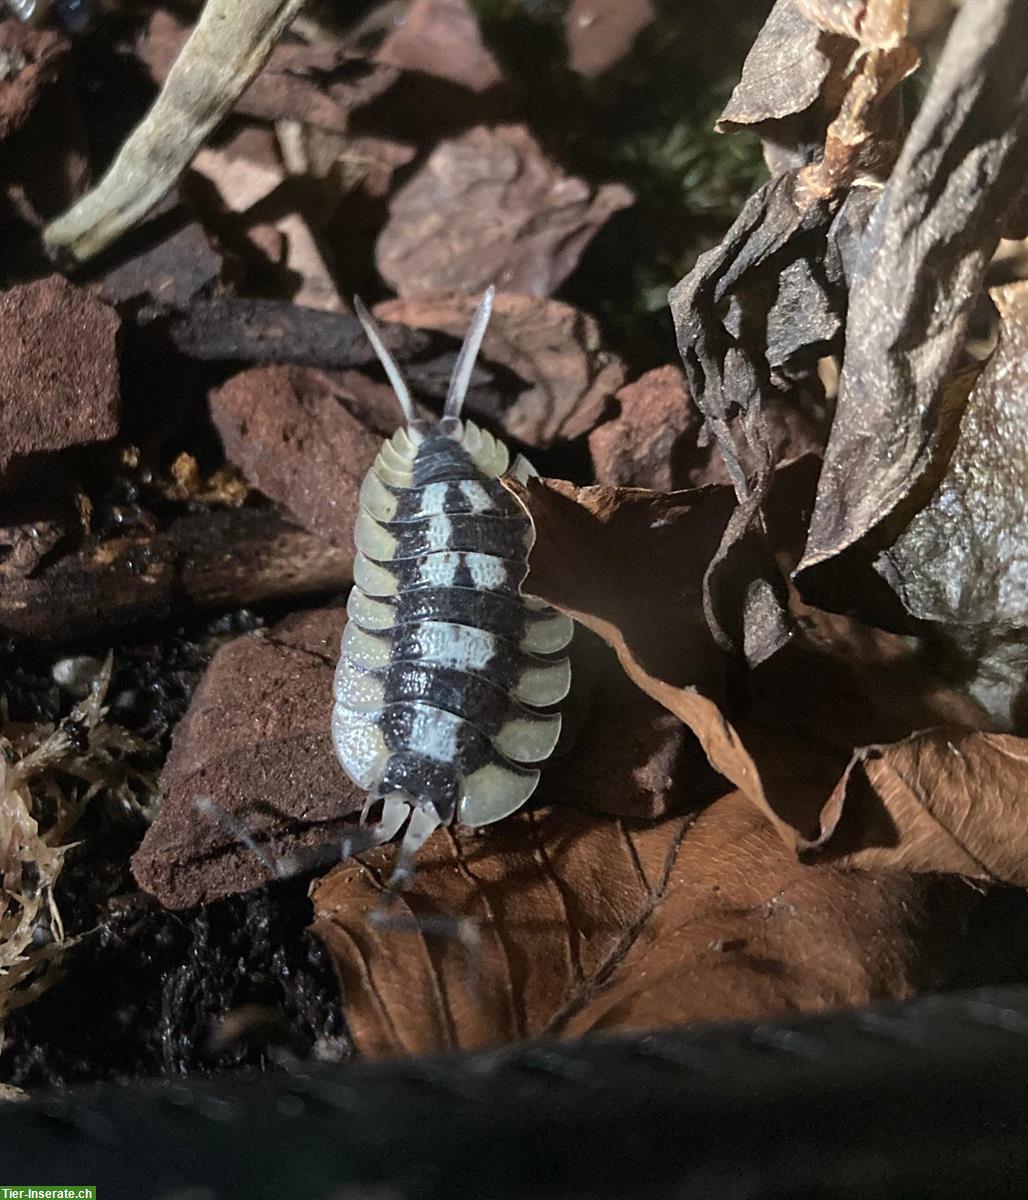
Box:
(0, 276), (120, 487)
(210, 365), (404, 551)
(376, 125), (633, 299)
(375, 0), (504, 93)
(375, 291), (625, 447)
(312, 790), (969, 1058)
(138, 11), (398, 133)
(589, 367), (696, 491)
(94, 203), (230, 308)
(132, 607), (363, 909)
(565, 0), (655, 77)
(589, 368), (827, 492)
(0, 19), (68, 141)
(192, 122), (344, 313)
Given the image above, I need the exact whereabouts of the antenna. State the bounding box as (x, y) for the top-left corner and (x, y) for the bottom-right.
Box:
(444, 285), (495, 422)
(353, 296), (417, 425)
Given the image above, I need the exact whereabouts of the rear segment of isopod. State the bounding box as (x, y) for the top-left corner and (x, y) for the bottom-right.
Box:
(332, 290), (573, 882)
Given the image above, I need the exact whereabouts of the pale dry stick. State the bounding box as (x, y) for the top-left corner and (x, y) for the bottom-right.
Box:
(43, 0), (306, 265)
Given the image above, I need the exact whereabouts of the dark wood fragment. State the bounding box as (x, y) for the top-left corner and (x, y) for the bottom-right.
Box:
(160, 297), (429, 370)
(0, 507), (351, 642)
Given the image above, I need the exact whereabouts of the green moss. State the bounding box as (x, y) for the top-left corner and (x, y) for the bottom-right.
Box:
(470, 0), (769, 368)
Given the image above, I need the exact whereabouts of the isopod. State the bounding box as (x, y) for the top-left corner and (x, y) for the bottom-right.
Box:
(333, 288), (573, 884)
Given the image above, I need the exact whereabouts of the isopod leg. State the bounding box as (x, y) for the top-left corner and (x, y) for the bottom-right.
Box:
(387, 803), (443, 890)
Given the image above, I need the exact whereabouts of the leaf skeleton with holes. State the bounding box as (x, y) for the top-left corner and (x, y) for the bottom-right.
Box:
(331, 288), (573, 887)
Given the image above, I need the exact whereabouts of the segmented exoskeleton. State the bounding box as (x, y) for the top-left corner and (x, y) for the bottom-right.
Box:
(333, 289), (573, 884)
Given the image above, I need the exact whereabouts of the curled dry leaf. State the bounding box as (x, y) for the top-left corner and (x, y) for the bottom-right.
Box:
(675, 0), (919, 664)
(132, 608), (363, 910)
(311, 790), (970, 1058)
(878, 281), (1028, 726)
(716, 0), (855, 171)
(520, 475), (995, 861)
(797, 0), (1028, 594)
(375, 291), (626, 448)
(376, 125), (633, 300)
(520, 476), (763, 810)
(808, 730), (1028, 886)
(668, 171), (844, 667)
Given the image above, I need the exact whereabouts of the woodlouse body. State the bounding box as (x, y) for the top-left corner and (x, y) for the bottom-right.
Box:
(333, 291), (573, 877)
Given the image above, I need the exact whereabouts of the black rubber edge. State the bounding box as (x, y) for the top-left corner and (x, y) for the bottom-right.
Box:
(4, 985), (1028, 1199)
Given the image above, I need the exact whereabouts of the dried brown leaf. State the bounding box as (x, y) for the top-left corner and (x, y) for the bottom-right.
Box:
(798, 0), (1028, 593)
(376, 125), (633, 300)
(718, 0), (914, 176)
(374, 291), (626, 448)
(718, 0), (838, 123)
(521, 476), (782, 811)
(312, 790), (969, 1057)
(808, 730), (1028, 886)
(717, 0), (854, 170)
(521, 476), (993, 853)
(669, 171), (846, 666)
(878, 281), (1028, 726)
